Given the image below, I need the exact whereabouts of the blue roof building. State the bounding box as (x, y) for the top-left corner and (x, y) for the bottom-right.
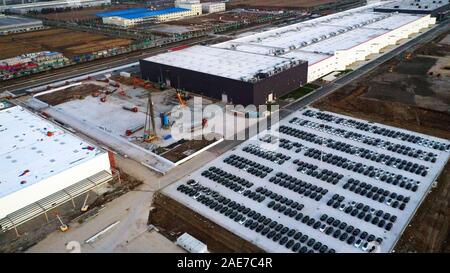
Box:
(98, 5), (202, 26)
(120, 7), (190, 19)
(96, 8), (150, 18)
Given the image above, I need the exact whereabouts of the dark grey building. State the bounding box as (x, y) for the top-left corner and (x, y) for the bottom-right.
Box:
(140, 46), (308, 106)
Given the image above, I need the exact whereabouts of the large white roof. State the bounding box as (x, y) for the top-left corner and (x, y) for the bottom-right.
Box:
(145, 45), (300, 82)
(0, 105), (104, 198)
(143, 1), (428, 81)
(300, 28), (388, 54)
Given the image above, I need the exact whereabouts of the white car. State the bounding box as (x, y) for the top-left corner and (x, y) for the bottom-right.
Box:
(362, 242), (373, 252)
(193, 192), (201, 200)
(354, 239), (363, 248)
(319, 224), (327, 232)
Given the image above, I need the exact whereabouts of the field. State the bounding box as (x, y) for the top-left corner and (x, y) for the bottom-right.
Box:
(313, 31), (450, 252)
(0, 28), (133, 59)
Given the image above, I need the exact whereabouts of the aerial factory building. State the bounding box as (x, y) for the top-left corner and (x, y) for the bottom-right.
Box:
(0, 101), (113, 233)
(97, 1), (202, 27)
(140, 2), (436, 105)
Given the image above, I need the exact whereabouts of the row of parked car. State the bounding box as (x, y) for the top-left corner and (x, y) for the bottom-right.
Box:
(294, 159), (344, 185)
(242, 144), (290, 165)
(289, 116), (439, 163)
(224, 154), (273, 178)
(343, 178), (409, 210)
(303, 147), (420, 192)
(177, 180), (334, 253)
(301, 109), (449, 152)
(327, 194), (396, 231)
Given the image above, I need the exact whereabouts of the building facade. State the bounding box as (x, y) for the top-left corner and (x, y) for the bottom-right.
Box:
(202, 2), (226, 13)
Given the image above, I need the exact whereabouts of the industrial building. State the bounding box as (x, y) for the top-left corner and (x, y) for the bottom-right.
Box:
(1, 0), (111, 13)
(0, 14), (44, 35)
(140, 46), (308, 105)
(98, 1), (202, 27)
(201, 2), (226, 13)
(140, 2), (436, 105)
(0, 101), (113, 233)
(158, 107), (450, 253)
(374, 0), (450, 20)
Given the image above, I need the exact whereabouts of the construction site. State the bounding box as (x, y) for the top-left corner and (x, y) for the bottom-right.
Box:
(25, 71), (234, 174)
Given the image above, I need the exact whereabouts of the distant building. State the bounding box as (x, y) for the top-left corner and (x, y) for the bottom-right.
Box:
(1, 0), (111, 14)
(0, 14), (44, 35)
(202, 2), (226, 13)
(140, 3), (435, 105)
(174, 0), (202, 14)
(98, 2), (202, 27)
(374, 0), (450, 20)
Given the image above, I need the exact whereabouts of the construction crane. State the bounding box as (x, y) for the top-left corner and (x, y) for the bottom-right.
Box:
(176, 90), (190, 107)
(143, 91), (157, 142)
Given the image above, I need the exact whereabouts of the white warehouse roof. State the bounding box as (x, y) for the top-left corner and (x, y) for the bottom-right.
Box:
(0, 104), (110, 219)
(145, 45), (302, 82)
(143, 2), (432, 82)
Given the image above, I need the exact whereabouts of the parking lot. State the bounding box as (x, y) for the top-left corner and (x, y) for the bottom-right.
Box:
(162, 107), (450, 253)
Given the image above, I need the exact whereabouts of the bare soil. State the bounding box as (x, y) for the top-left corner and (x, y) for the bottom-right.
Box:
(0, 28), (133, 59)
(160, 138), (218, 163)
(149, 192), (264, 253)
(37, 83), (101, 105)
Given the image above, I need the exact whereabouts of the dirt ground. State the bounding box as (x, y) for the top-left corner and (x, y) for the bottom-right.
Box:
(159, 138), (219, 163)
(395, 161), (450, 252)
(165, 10), (277, 27)
(0, 28), (133, 59)
(37, 83), (102, 105)
(149, 192), (264, 253)
(313, 30), (450, 253)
